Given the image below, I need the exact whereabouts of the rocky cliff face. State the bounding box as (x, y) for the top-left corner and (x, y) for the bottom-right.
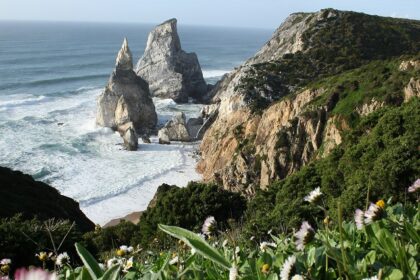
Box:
(198, 9), (420, 194)
(96, 38), (157, 140)
(136, 19), (208, 103)
(0, 166), (94, 232)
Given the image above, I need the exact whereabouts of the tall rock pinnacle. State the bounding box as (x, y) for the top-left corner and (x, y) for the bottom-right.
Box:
(136, 18), (208, 103)
(116, 38), (133, 71)
(96, 38), (157, 150)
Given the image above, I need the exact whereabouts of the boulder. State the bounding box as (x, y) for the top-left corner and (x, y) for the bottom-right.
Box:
(122, 127), (138, 151)
(96, 38), (157, 135)
(141, 135), (151, 144)
(158, 129), (171, 144)
(158, 112), (190, 142)
(404, 77), (420, 102)
(136, 19), (208, 103)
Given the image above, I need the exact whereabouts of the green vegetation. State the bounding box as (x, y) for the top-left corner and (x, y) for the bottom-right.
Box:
(237, 11), (420, 113)
(244, 99), (419, 239)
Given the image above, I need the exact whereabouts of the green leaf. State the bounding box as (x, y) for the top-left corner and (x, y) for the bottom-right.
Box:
(158, 224), (231, 270)
(100, 265), (120, 280)
(76, 267), (93, 280)
(383, 268), (403, 280)
(75, 242), (104, 279)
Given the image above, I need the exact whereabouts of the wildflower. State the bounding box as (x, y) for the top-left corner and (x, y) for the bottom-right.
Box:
(375, 199), (385, 209)
(0, 259), (11, 265)
(116, 249), (125, 257)
(235, 246), (240, 255)
(229, 266), (238, 280)
(261, 263), (270, 273)
(14, 268), (56, 280)
(408, 179), (420, 193)
(354, 209), (364, 230)
(55, 252), (70, 267)
(123, 257), (133, 272)
(36, 252), (48, 262)
(169, 256), (179, 265)
(116, 245), (133, 257)
(0, 259), (11, 275)
(295, 221), (315, 250)
(202, 216), (217, 236)
(303, 187), (322, 204)
(107, 258), (121, 268)
(291, 275), (304, 280)
(280, 255), (296, 280)
(127, 246), (134, 253)
(191, 248), (197, 255)
(364, 203), (384, 224)
(259, 241), (276, 252)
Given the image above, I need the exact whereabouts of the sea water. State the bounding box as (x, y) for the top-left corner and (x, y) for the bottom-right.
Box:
(0, 21), (271, 224)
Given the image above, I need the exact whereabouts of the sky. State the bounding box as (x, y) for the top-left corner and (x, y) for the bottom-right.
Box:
(0, 0), (419, 29)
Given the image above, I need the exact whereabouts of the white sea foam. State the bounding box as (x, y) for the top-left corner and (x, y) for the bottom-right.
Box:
(202, 69), (230, 78)
(0, 87), (203, 225)
(0, 95), (47, 111)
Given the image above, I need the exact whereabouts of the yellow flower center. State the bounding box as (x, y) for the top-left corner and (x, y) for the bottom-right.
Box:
(376, 199), (385, 209)
(116, 249), (125, 257)
(261, 263), (270, 273)
(1, 264), (10, 274)
(38, 252), (48, 262)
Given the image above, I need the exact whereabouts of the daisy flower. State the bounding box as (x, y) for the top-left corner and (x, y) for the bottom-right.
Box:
(354, 209), (364, 230)
(303, 187), (322, 204)
(295, 221), (314, 250)
(364, 203), (384, 225)
(280, 255), (296, 280)
(202, 216), (217, 236)
(55, 252), (70, 267)
(259, 241), (276, 252)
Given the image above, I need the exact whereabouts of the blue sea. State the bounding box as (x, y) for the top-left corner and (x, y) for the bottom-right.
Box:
(0, 21), (272, 224)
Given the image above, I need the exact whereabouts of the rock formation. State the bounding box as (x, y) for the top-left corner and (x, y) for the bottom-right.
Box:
(96, 38), (157, 149)
(404, 77), (420, 102)
(158, 112), (190, 143)
(136, 19), (207, 103)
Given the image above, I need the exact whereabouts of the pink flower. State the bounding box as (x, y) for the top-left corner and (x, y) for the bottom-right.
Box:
(14, 268), (56, 280)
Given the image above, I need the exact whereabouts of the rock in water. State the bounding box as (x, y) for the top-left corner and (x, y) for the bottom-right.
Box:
(96, 38), (157, 135)
(119, 123), (138, 151)
(158, 112), (190, 142)
(136, 19), (207, 103)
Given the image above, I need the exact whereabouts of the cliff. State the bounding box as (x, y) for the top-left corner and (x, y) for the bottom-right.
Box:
(0, 166), (94, 232)
(198, 9), (420, 194)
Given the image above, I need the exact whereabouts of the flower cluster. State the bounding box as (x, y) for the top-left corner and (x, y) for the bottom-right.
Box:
(116, 245), (134, 257)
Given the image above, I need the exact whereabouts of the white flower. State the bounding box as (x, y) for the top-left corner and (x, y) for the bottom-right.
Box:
(229, 266), (238, 280)
(191, 248), (197, 255)
(408, 179), (420, 193)
(303, 187), (322, 204)
(291, 275), (304, 280)
(364, 203), (382, 224)
(202, 216), (216, 235)
(235, 246), (240, 255)
(55, 252), (70, 267)
(127, 246), (134, 253)
(123, 257), (134, 272)
(169, 256), (179, 265)
(295, 221), (314, 250)
(107, 257), (122, 268)
(259, 241), (276, 252)
(119, 245), (128, 252)
(280, 255), (296, 280)
(0, 259), (11, 265)
(354, 209), (364, 230)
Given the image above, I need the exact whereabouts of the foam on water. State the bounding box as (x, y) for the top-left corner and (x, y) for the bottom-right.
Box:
(0, 87), (202, 224)
(202, 69), (230, 78)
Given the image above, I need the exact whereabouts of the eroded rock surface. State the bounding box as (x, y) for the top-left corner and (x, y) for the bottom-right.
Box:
(158, 112), (190, 143)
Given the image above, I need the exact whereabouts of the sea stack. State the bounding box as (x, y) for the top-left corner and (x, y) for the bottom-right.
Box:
(136, 19), (208, 103)
(96, 38), (157, 150)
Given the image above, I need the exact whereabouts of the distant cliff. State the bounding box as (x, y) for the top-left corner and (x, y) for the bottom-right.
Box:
(0, 166), (94, 232)
(198, 9), (420, 194)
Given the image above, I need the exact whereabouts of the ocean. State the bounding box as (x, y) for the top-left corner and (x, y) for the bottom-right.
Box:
(0, 21), (272, 224)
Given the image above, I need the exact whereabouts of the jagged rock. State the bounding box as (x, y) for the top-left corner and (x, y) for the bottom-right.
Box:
(96, 38), (157, 135)
(356, 99), (384, 116)
(158, 129), (170, 144)
(404, 78), (420, 102)
(136, 19), (207, 103)
(399, 60), (420, 71)
(158, 112), (190, 142)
